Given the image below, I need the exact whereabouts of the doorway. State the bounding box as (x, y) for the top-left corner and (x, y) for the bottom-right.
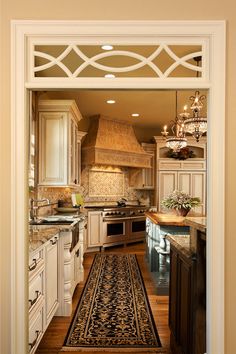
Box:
(11, 20), (225, 354)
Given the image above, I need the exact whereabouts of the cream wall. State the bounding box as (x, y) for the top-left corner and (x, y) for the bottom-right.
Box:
(0, 1), (235, 353)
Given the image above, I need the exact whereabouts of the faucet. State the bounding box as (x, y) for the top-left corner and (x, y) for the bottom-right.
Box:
(29, 198), (50, 221)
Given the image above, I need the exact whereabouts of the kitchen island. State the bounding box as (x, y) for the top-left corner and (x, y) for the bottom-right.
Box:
(167, 216), (206, 354)
(145, 212), (190, 295)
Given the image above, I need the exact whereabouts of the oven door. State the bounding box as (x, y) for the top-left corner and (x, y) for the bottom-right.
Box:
(103, 218), (128, 245)
(129, 216), (146, 240)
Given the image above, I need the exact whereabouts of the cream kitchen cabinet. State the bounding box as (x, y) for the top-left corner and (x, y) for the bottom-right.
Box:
(154, 136), (206, 215)
(130, 143), (155, 190)
(38, 100), (86, 187)
(140, 143), (155, 189)
(29, 233), (59, 354)
(158, 170), (206, 215)
(28, 248), (45, 354)
(87, 210), (103, 250)
(45, 234), (59, 328)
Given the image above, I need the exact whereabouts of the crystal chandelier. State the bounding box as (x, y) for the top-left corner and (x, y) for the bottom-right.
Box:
(161, 91), (187, 152)
(183, 90), (207, 142)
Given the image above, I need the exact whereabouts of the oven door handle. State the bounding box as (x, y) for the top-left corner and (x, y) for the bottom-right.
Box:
(103, 217), (129, 222)
(103, 216), (146, 222)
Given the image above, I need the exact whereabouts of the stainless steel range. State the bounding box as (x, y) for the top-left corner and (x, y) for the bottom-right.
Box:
(102, 205), (148, 247)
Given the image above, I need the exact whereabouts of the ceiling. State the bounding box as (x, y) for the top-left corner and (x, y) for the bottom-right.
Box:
(42, 89), (208, 132)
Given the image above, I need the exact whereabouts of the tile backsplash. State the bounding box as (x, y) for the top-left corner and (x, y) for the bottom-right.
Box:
(37, 165), (154, 214)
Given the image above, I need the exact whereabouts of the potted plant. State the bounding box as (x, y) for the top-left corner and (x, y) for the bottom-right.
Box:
(161, 190), (201, 216)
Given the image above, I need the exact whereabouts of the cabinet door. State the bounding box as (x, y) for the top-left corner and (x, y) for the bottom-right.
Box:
(142, 144), (155, 188)
(39, 112), (67, 185)
(178, 172), (192, 195)
(142, 154), (155, 188)
(88, 211), (103, 247)
(69, 118), (77, 186)
(178, 171), (206, 215)
(178, 257), (193, 354)
(45, 236), (59, 327)
(158, 171), (178, 210)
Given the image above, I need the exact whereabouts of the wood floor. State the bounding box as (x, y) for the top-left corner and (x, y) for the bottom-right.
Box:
(36, 242), (170, 354)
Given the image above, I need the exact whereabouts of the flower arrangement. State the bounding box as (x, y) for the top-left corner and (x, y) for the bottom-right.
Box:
(161, 190), (201, 216)
(167, 147), (196, 160)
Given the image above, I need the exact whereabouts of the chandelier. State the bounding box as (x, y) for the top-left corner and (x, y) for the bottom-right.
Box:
(161, 91), (187, 152)
(162, 89), (207, 150)
(183, 90), (207, 142)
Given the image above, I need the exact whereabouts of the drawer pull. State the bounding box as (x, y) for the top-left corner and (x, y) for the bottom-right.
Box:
(29, 330), (41, 351)
(29, 259), (37, 272)
(29, 290), (41, 309)
(76, 249), (80, 257)
(50, 238), (57, 245)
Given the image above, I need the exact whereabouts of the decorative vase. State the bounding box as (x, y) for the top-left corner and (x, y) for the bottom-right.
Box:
(174, 207), (190, 217)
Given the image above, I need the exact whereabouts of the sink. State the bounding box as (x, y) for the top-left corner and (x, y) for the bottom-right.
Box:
(29, 219), (74, 225)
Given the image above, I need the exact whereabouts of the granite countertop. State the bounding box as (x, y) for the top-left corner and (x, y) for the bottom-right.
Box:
(145, 212), (186, 226)
(29, 215), (84, 253)
(29, 226), (60, 253)
(166, 234), (193, 259)
(185, 216), (207, 233)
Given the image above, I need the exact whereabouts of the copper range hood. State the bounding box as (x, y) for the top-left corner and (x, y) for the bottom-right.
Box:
(82, 115), (151, 168)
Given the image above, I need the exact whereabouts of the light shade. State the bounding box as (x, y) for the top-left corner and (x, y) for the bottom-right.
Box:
(184, 117), (207, 142)
(166, 137), (187, 152)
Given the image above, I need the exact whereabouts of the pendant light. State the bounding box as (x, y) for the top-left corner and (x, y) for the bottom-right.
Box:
(161, 91), (187, 152)
(183, 57), (207, 142)
(183, 90), (207, 142)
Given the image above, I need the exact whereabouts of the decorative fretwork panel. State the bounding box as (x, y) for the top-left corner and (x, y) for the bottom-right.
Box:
(32, 44), (205, 80)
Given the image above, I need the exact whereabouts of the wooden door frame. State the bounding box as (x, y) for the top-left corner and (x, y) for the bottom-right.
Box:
(11, 20), (225, 354)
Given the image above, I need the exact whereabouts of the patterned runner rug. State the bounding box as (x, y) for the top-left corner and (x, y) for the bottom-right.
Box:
(62, 254), (163, 352)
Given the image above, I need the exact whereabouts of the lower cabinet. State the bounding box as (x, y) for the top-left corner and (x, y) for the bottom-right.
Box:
(169, 246), (196, 354)
(29, 234), (59, 354)
(87, 211), (103, 249)
(29, 222), (85, 353)
(29, 307), (44, 354)
(28, 248), (45, 354)
(45, 235), (59, 327)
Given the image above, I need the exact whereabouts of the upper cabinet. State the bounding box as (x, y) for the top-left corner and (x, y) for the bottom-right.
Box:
(38, 100), (86, 187)
(154, 136), (207, 215)
(129, 143), (156, 190)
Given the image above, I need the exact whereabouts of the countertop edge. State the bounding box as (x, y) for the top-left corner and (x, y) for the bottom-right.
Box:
(145, 212), (186, 226)
(184, 217), (207, 232)
(166, 234), (194, 259)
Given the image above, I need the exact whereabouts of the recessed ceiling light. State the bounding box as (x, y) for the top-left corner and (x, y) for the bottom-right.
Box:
(101, 45), (113, 51)
(132, 113), (140, 117)
(104, 74), (116, 78)
(106, 100), (116, 104)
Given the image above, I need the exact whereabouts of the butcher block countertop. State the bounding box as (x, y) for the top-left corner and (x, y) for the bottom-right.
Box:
(145, 212), (186, 226)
